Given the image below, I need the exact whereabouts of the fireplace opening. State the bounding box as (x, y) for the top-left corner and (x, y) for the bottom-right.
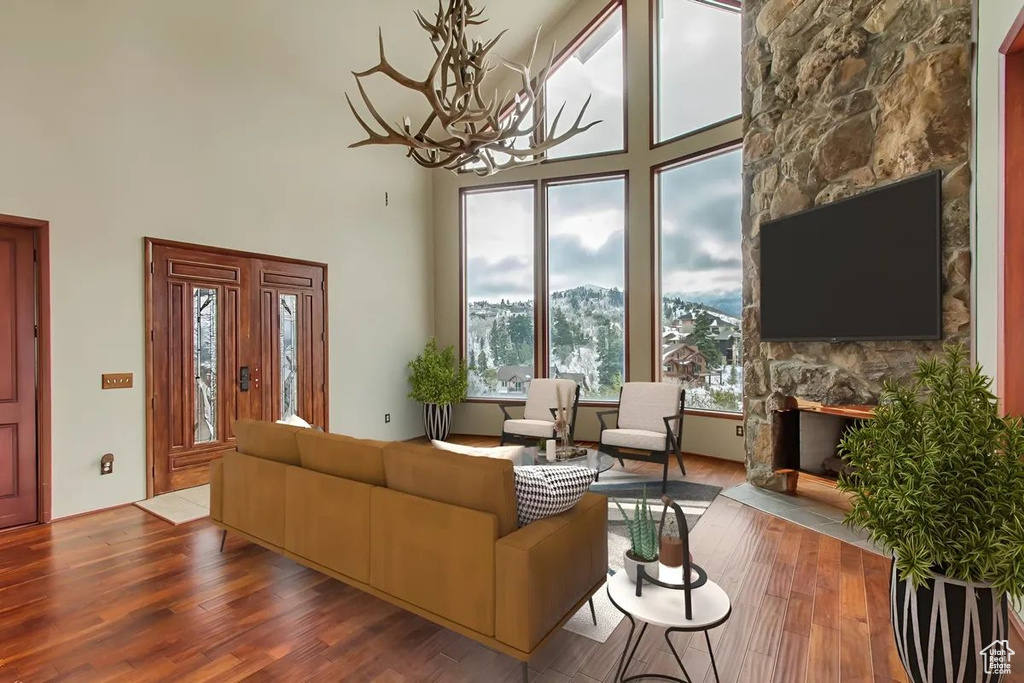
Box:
(774, 398), (875, 483)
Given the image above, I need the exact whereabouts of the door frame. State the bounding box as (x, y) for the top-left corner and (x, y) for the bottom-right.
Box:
(143, 237), (330, 499)
(0, 213), (52, 525)
(1001, 11), (1024, 416)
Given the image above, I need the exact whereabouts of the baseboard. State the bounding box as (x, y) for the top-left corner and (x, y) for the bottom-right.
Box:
(53, 502), (135, 522)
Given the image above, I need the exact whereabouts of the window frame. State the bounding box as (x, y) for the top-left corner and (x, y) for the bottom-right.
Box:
(460, 181), (542, 403)
(460, 170), (630, 406)
(649, 0), (743, 150)
(651, 140), (744, 420)
(457, 0), (628, 175)
(541, 170), (631, 404)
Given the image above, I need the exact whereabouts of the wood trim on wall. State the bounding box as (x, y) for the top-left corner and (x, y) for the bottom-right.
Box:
(0, 213), (52, 525)
(1001, 12), (1024, 417)
(649, 140), (744, 421)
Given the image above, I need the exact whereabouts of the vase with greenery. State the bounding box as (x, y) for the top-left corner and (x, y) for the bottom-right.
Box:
(838, 343), (1024, 683)
(614, 486), (660, 583)
(408, 338), (468, 442)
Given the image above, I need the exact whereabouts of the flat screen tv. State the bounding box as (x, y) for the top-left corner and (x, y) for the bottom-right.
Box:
(760, 170), (942, 342)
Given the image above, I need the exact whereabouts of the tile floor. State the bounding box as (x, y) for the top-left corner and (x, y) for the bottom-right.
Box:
(722, 481), (884, 555)
(135, 484), (211, 525)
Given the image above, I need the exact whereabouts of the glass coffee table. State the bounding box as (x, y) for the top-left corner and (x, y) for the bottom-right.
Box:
(524, 447), (616, 482)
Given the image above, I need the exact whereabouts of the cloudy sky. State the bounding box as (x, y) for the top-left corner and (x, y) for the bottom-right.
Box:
(466, 1), (742, 316)
(660, 148), (743, 316)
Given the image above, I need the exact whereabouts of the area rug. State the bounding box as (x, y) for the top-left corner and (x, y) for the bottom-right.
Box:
(562, 479), (722, 642)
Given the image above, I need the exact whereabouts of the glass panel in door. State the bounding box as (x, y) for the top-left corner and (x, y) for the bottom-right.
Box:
(279, 294), (299, 422)
(193, 287), (218, 444)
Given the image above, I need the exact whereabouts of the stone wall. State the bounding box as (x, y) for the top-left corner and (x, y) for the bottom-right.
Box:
(741, 0), (973, 489)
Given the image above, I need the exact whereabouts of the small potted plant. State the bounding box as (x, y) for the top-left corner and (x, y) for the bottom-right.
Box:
(614, 486), (659, 583)
(839, 343), (1024, 683)
(407, 338), (468, 442)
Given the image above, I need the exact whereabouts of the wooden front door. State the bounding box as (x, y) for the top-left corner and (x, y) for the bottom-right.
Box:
(148, 241), (327, 495)
(0, 226), (37, 530)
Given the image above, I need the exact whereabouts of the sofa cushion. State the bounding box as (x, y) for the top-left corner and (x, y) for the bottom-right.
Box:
(617, 382), (682, 434)
(512, 466), (595, 526)
(233, 419), (304, 466)
(382, 442), (519, 537)
(601, 428), (669, 452)
(431, 440), (531, 466)
(504, 418), (556, 439)
(296, 431), (387, 486)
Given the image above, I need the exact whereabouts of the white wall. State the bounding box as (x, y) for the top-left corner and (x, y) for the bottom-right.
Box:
(0, 0), (438, 518)
(975, 0), (1024, 387)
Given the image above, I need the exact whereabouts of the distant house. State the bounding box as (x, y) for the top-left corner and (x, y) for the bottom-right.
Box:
(662, 344), (708, 385)
(495, 365), (533, 394)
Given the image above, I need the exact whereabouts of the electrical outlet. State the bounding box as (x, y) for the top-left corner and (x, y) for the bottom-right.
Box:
(384, 413), (391, 424)
(735, 425), (744, 437)
(101, 453), (114, 475)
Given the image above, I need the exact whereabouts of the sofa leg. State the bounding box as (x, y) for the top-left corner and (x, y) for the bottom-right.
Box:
(219, 529), (227, 553)
(588, 597), (597, 625)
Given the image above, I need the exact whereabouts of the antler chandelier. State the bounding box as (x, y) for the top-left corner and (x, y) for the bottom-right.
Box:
(346, 0), (599, 176)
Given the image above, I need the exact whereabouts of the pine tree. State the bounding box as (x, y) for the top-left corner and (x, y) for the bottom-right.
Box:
(692, 311), (724, 369)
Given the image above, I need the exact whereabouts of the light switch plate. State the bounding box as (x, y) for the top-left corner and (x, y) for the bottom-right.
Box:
(102, 373), (133, 390)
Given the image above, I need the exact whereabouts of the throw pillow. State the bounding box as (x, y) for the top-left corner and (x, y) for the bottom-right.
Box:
(276, 414), (312, 429)
(431, 440), (531, 466)
(513, 465), (594, 526)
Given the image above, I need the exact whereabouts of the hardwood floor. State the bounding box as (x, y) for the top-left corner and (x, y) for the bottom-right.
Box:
(0, 440), (1019, 682)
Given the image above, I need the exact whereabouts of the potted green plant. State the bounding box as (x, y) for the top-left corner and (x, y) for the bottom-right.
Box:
(839, 343), (1024, 683)
(408, 338), (468, 442)
(614, 486), (659, 583)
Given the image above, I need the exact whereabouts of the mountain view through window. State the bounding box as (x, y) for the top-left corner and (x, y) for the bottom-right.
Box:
(658, 148), (743, 412)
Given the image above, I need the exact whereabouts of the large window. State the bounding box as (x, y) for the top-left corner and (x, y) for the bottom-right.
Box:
(546, 3), (626, 160)
(656, 147), (743, 413)
(654, 0), (741, 144)
(463, 176), (627, 401)
(546, 176), (627, 401)
(464, 186), (536, 398)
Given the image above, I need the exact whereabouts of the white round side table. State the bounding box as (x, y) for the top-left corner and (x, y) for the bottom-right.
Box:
(606, 564), (732, 682)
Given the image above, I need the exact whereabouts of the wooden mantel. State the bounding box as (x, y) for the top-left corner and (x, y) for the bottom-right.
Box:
(779, 397), (876, 420)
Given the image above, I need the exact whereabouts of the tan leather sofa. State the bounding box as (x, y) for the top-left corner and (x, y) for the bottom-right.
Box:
(209, 420), (608, 667)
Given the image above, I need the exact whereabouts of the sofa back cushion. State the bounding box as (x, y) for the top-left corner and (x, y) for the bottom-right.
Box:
(524, 378), (577, 422)
(370, 487), (498, 636)
(382, 442), (519, 537)
(296, 431), (387, 486)
(617, 382), (683, 434)
(234, 419), (304, 466)
(221, 450), (288, 547)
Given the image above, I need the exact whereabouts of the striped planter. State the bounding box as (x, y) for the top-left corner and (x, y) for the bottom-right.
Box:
(891, 559), (1009, 683)
(423, 403), (452, 442)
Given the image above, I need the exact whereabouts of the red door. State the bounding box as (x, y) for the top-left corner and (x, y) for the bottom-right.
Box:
(0, 226), (37, 530)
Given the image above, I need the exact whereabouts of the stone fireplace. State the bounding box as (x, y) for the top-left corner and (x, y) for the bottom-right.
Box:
(740, 0), (973, 491)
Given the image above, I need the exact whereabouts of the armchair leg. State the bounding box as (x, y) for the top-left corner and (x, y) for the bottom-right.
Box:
(588, 597), (597, 625)
(617, 458), (625, 469)
(675, 448), (686, 476)
(662, 458), (669, 494)
(500, 432), (506, 447)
